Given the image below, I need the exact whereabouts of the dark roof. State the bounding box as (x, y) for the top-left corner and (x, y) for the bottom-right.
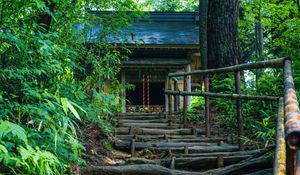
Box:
(81, 11), (199, 45)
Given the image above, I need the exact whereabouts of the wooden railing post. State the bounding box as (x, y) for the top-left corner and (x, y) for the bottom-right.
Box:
(274, 98), (286, 175)
(165, 75), (169, 113)
(121, 70), (126, 113)
(204, 74), (211, 137)
(235, 71), (244, 150)
(284, 58), (300, 174)
(174, 80), (178, 112)
(168, 77), (172, 115)
(183, 73), (188, 127)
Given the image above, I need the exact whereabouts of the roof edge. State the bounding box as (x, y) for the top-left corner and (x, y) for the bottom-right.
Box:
(89, 10), (199, 22)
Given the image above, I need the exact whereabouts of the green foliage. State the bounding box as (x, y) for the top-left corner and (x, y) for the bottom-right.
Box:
(139, 0), (198, 11)
(237, 0), (300, 146)
(240, 0), (300, 85)
(0, 120), (63, 174)
(191, 96), (205, 109)
(0, 0), (140, 174)
(211, 70), (282, 146)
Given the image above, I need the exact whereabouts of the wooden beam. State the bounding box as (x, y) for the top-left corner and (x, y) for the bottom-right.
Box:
(169, 57), (287, 77)
(164, 90), (280, 101)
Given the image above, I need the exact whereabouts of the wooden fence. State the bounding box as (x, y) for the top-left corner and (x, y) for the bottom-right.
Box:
(164, 57), (300, 174)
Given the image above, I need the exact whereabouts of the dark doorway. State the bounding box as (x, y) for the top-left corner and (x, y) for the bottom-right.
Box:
(126, 82), (165, 105)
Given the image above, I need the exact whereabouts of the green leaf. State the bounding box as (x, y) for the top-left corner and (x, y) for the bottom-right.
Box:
(67, 101), (81, 121)
(0, 120), (28, 145)
(61, 98), (69, 115)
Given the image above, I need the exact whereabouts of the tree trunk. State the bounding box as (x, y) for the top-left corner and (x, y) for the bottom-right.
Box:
(207, 0), (240, 68)
(80, 164), (197, 175)
(199, 0), (208, 69)
(256, 0), (264, 58)
(255, 0), (264, 91)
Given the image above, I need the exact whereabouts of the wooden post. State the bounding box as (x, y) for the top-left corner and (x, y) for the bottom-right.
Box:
(186, 64), (192, 107)
(170, 156), (176, 169)
(169, 120), (172, 126)
(121, 70), (126, 113)
(235, 71), (244, 150)
(165, 75), (169, 113)
(168, 77), (172, 115)
(217, 155), (224, 168)
(183, 73), (188, 128)
(129, 126), (134, 135)
(204, 74), (211, 137)
(192, 127), (197, 136)
(164, 134), (168, 141)
(173, 80), (178, 112)
(130, 139), (135, 156)
(184, 146), (189, 154)
(274, 98), (286, 175)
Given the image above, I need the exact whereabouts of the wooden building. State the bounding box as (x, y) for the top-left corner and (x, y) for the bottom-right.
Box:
(86, 11), (200, 113)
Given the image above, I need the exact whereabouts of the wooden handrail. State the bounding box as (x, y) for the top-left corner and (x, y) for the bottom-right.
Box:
(274, 98), (286, 175)
(284, 59), (300, 150)
(168, 57), (287, 77)
(164, 90), (280, 101)
(165, 57), (300, 173)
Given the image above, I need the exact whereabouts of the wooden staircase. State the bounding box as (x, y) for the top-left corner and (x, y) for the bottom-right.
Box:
(112, 113), (272, 173)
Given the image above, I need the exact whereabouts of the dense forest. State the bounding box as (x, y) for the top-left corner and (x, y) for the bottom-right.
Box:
(0, 0), (300, 174)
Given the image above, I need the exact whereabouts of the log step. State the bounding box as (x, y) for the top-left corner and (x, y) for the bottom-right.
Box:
(152, 145), (239, 153)
(175, 149), (266, 157)
(161, 155), (251, 170)
(116, 116), (166, 120)
(118, 119), (180, 123)
(118, 123), (181, 129)
(114, 141), (219, 151)
(115, 128), (204, 135)
(115, 135), (225, 143)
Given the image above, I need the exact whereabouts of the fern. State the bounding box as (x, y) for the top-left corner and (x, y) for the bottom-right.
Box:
(0, 120), (28, 145)
(16, 146), (63, 175)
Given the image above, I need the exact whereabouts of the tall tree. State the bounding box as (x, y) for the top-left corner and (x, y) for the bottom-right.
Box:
(255, 0), (264, 58)
(199, 0), (208, 69)
(207, 0), (240, 68)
